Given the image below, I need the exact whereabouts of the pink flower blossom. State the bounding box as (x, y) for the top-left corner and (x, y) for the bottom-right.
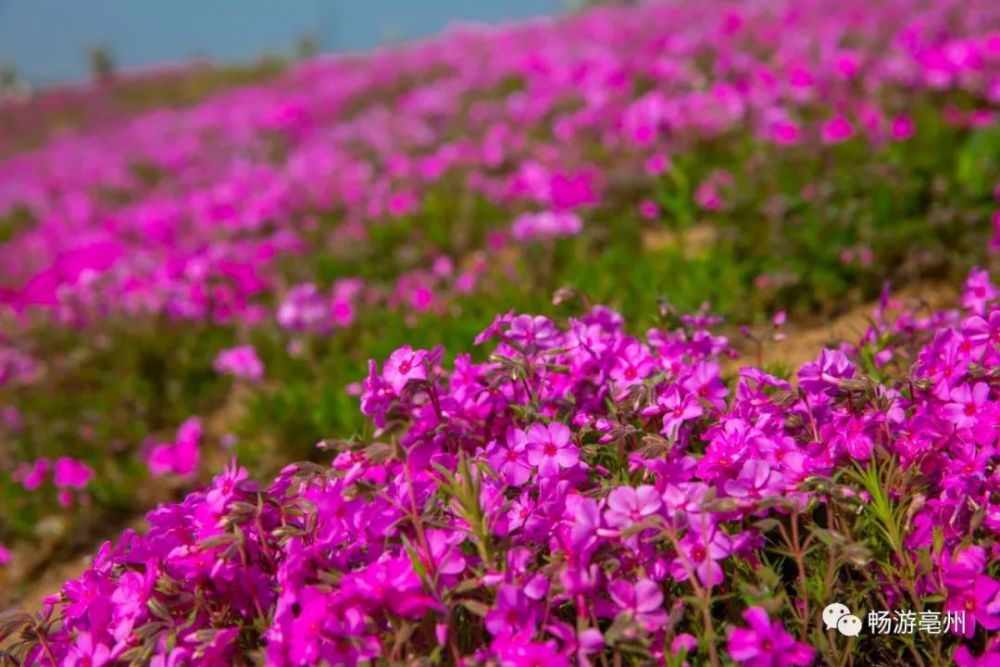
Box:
(727, 607), (814, 666)
(213, 344), (264, 382)
(821, 115), (854, 144)
(147, 417), (201, 477)
(526, 422), (578, 476)
(609, 578), (668, 631)
(383, 345), (429, 393)
(53, 457), (94, 490)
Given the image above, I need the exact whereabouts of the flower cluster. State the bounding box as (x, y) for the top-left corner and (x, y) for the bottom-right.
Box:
(4, 272), (999, 665)
(0, 0), (995, 331)
(11, 456), (95, 508)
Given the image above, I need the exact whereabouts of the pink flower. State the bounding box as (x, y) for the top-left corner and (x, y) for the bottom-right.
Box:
(954, 645), (1000, 667)
(0, 543), (11, 566)
(821, 115), (854, 144)
(548, 170), (598, 211)
(645, 153), (671, 175)
(941, 546), (987, 590)
(409, 284), (435, 312)
(944, 575), (1000, 638)
(961, 269), (998, 315)
(507, 315), (558, 351)
(670, 527), (731, 587)
(609, 579), (668, 631)
(383, 345), (429, 393)
(65, 632), (112, 667)
(611, 343), (655, 388)
(488, 427), (533, 487)
(724, 460), (783, 501)
(943, 382), (991, 430)
(695, 181), (723, 211)
(526, 422), (578, 476)
(147, 417), (201, 478)
(638, 199), (660, 220)
(769, 120), (801, 145)
(213, 345), (264, 382)
(485, 585), (538, 638)
(727, 607), (814, 666)
(660, 387), (704, 437)
(53, 457), (94, 490)
(605, 485), (662, 530)
(890, 115), (916, 141)
(20, 458), (50, 491)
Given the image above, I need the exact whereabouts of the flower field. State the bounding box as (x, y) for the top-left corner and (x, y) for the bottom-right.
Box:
(1, 0), (999, 664)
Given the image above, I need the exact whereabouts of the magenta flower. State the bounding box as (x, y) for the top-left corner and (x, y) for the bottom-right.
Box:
(488, 427), (533, 486)
(769, 119), (802, 145)
(507, 314), (559, 351)
(204, 459), (252, 513)
(213, 344), (264, 382)
(0, 543), (10, 566)
(941, 546), (987, 590)
(494, 638), (569, 667)
(608, 578), (668, 632)
(383, 345), (429, 393)
(110, 568), (156, 621)
(943, 382), (991, 430)
(797, 348), (855, 394)
(644, 153), (670, 176)
(360, 358), (394, 427)
(660, 386), (704, 437)
(526, 422), (578, 476)
(954, 645), (1000, 667)
(604, 485), (662, 531)
(944, 575), (1000, 638)
(546, 621), (604, 666)
(682, 361), (728, 409)
(830, 415), (874, 461)
(727, 607), (814, 666)
(20, 457), (50, 491)
(961, 311), (1000, 357)
(611, 342), (655, 388)
(64, 632), (112, 667)
(569, 496), (602, 552)
(821, 115), (854, 144)
(890, 115), (915, 141)
(485, 585), (539, 638)
(147, 416), (201, 477)
(53, 456), (95, 490)
(287, 586), (332, 665)
(504, 491), (537, 534)
(724, 460), (783, 502)
(961, 269), (998, 315)
(276, 283), (329, 332)
(425, 528), (466, 576)
(638, 199), (660, 220)
(670, 527), (731, 587)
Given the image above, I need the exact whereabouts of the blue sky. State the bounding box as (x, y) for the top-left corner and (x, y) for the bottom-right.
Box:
(0, 0), (564, 85)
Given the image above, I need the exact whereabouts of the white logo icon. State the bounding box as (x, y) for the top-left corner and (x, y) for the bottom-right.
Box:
(823, 602), (862, 636)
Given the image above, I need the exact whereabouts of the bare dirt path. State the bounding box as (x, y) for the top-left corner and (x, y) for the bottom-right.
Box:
(726, 282), (957, 374)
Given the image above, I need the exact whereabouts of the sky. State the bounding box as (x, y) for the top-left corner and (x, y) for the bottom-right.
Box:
(0, 0), (565, 85)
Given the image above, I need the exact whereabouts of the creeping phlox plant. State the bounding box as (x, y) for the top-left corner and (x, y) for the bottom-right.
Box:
(3, 271), (999, 666)
(2, 0), (1000, 551)
(0, 0), (998, 324)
